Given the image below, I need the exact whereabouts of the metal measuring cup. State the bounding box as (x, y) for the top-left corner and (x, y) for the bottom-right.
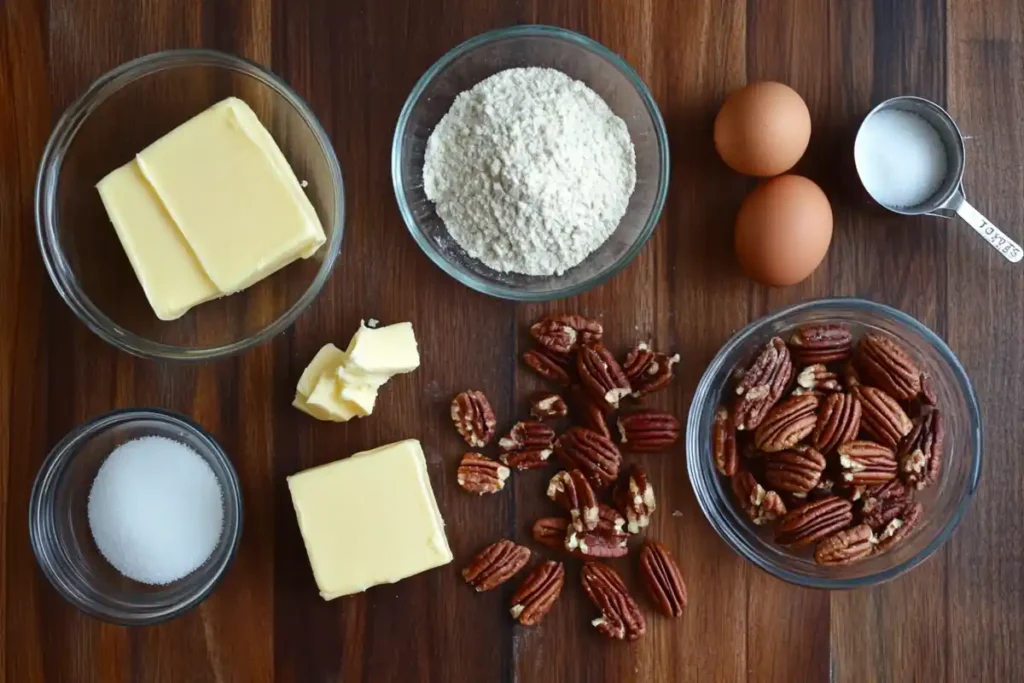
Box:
(854, 95), (1022, 263)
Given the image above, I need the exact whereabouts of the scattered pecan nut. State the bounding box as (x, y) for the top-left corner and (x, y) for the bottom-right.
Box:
(499, 420), (556, 470)
(854, 333), (922, 401)
(874, 501), (923, 552)
(734, 337), (794, 431)
(554, 427), (622, 489)
(578, 343), (632, 408)
(639, 541), (687, 617)
(775, 496), (854, 546)
(788, 324), (853, 365)
(581, 562), (646, 641)
(462, 540), (531, 591)
(569, 384), (612, 439)
(509, 560), (565, 626)
(613, 464), (656, 534)
(858, 479), (913, 529)
(530, 314), (603, 354)
(811, 392), (862, 453)
(617, 410), (681, 452)
(456, 453), (510, 495)
(712, 406), (739, 476)
(596, 503), (626, 535)
(853, 386), (913, 449)
(623, 342), (680, 396)
(897, 408), (944, 490)
(530, 392), (568, 420)
(838, 440), (898, 486)
(522, 347), (574, 386)
(731, 469), (787, 525)
(451, 390), (497, 448)
(793, 364), (842, 395)
(754, 394), (820, 452)
(532, 517), (570, 551)
(565, 524), (629, 558)
(763, 445), (826, 494)
(814, 524), (876, 566)
(547, 469), (599, 532)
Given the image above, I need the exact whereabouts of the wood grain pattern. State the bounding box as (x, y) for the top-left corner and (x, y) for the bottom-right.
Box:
(2, 0), (1023, 681)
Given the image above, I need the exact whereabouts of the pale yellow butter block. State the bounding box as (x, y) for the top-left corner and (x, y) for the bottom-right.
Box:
(96, 160), (221, 320)
(136, 97), (326, 293)
(296, 343), (346, 398)
(292, 393), (334, 422)
(305, 375), (368, 422)
(338, 381), (378, 414)
(345, 321), (420, 376)
(287, 439), (452, 599)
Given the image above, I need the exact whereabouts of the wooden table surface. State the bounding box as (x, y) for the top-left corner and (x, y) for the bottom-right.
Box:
(3, 0), (1023, 681)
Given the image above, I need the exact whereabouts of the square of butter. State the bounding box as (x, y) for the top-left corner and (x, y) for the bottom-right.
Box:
(287, 440), (452, 599)
(136, 97), (326, 293)
(305, 375), (368, 422)
(296, 343), (346, 399)
(345, 321), (420, 376)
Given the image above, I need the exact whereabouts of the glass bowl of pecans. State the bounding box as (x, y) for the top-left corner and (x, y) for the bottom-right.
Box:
(686, 298), (981, 589)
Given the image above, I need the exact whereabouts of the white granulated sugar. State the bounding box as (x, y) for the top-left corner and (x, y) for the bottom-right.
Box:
(855, 109), (948, 209)
(88, 436), (224, 585)
(423, 67), (636, 276)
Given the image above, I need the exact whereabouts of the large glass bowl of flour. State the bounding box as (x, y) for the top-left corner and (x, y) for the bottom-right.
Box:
(392, 25), (670, 300)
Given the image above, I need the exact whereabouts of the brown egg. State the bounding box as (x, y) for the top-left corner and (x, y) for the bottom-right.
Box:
(734, 175), (832, 286)
(714, 82), (811, 177)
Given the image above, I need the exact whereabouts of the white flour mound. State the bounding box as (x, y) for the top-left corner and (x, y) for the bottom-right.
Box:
(423, 67), (636, 276)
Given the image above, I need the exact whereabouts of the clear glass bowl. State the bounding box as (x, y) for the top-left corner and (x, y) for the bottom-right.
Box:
(686, 298), (982, 589)
(391, 25), (669, 301)
(29, 409), (243, 625)
(36, 49), (344, 360)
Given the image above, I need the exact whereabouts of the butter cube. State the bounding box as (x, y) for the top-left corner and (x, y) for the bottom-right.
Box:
(345, 321), (420, 376)
(287, 440), (452, 599)
(295, 344), (346, 398)
(96, 161), (220, 320)
(136, 98), (326, 293)
(338, 381), (379, 414)
(305, 375), (368, 422)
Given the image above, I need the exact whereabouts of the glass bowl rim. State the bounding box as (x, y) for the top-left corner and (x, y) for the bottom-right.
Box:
(390, 24), (670, 302)
(28, 407), (244, 625)
(685, 296), (983, 589)
(34, 48), (345, 361)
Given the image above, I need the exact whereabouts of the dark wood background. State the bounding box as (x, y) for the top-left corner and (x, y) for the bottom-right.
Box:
(3, 0), (1023, 681)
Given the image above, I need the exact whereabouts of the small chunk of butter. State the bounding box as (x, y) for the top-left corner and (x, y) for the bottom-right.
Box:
(345, 321), (421, 376)
(286, 439), (452, 599)
(305, 375), (370, 422)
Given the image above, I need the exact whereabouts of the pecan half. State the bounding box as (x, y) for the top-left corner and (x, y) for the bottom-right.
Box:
(793, 364), (842, 395)
(623, 342), (680, 397)
(451, 390), (497, 448)
(509, 561), (565, 626)
(811, 392), (862, 453)
(581, 562), (646, 641)
(569, 384), (612, 439)
(775, 496), (853, 546)
(617, 410), (681, 452)
(838, 440), (898, 485)
(530, 392), (568, 420)
(532, 517), (570, 551)
(754, 394), (819, 452)
(858, 479), (913, 529)
(842, 361), (861, 389)
(578, 343), (632, 408)
(530, 314), (603, 354)
(763, 446), (826, 494)
(597, 503), (626, 534)
(554, 427), (622, 489)
(897, 409), (944, 490)
(565, 524), (629, 558)
(456, 453), (510, 495)
(814, 524), (876, 566)
(875, 501), (922, 552)
(734, 337), (794, 430)
(854, 333), (922, 401)
(853, 386), (913, 449)
(613, 464), (656, 534)
(712, 406), (739, 476)
(523, 347), (573, 386)
(639, 542), (687, 617)
(499, 420), (555, 470)
(919, 372), (938, 406)
(789, 324), (853, 365)
(547, 469), (599, 532)
(731, 469), (787, 525)
(462, 540), (531, 591)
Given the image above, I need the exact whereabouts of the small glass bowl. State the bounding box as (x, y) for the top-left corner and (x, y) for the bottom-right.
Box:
(392, 25), (670, 301)
(36, 49), (344, 360)
(29, 408), (243, 625)
(686, 298), (982, 589)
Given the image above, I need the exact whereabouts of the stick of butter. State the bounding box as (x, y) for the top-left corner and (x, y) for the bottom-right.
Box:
(287, 440), (452, 599)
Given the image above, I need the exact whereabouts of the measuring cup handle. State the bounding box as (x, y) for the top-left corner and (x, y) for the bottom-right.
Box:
(956, 201), (1023, 263)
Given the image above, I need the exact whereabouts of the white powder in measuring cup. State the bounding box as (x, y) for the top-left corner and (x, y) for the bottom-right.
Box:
(423, 68), (636, 276)
(854, 109), (948, 209)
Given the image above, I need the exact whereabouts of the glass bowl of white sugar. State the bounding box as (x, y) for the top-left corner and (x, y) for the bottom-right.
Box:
(392, 25), (670, 300)
(29, 408), (243, 625)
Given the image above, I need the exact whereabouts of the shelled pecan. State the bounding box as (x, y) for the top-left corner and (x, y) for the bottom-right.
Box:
(530, 315), (603, 354)
(837, 440), (898, 486)
(623, 342), (680, 396)
(731, 469), (787, 525)
(578, 343), (632, 409)
(775, 496), (853, 547)
(754, 394), (819, 452)
(499, 420), (556, 471)
(734, 337), (793, 430)
(788, 324), (853, 365)
(613, 464), (656, 534)
(509, 561), (565, 626)
(897, 409), (944, 490)
(617, 410), (681, 452)
(456, 453), (509, 495)
(523, 347), (574, 385)
(462, 540), (531, 591)
(853, 386), (913, 449)
(763, 446), (826, 494)
(554, 427), (622, 489)
(530, 392), (568, 420)
(712, 406), (739, 476)
(811, 392), (861, 453)
(451, 390), (497, 448)
(854, 333), (922, 401)
(814, 524), (876, 566)
(639, 542), (687, 617)
(581, 562), (646, 640)
(547, 469), (599, 532)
